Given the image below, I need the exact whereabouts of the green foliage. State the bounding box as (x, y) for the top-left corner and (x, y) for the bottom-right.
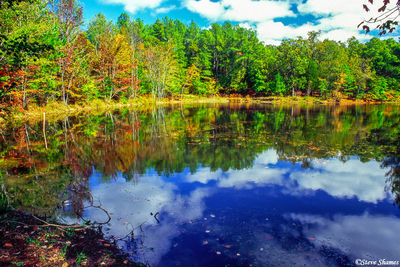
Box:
(76, 251), (87, 266)
(369, 76), (388, 100)
(0, 1), (399, 108)
(342, 64), (357, 97)
(274, 73), (286, 96)
(318, 78), (329, 98)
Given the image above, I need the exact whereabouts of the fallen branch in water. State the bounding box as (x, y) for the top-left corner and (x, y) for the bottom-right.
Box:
(31, 214), (97, 231)
(154, 212), (160, 223)
(78, 204), (112, 225)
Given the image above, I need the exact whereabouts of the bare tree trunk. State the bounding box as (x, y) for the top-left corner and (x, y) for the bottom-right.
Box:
(307, 81), (311, 96)
(25, 123), (31, 154)
(22, 75), (27, 108)
(43, 112), (48, 150)
(61, 61), (66, 104)
(292, 80), (295, 97)
(131, 44), (136, 99)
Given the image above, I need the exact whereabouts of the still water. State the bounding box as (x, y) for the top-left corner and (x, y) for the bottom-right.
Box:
(1, 104), (400, 266)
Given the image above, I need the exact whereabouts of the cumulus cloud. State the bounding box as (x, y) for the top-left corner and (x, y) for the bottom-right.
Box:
(256, 0), (373, 45)
(185, 149), (287, 188)
(101, 0), (165, 14)
(290, 159), (388, 203)
(185, 167), (224, 184)
(256, 21), (316, 45)
(183, 0), (392, 44)
(184, 0), (294, 23)
(297, 0), (360, 16)
(289, 213), (400, 259)
(98, 0), (399, 43)
(79, 149), (392, 265)
(85, 175), (213, 265)
(257, 22), (369, 45)
(184, 149), (389, 203)
(155, 5), (177, 14)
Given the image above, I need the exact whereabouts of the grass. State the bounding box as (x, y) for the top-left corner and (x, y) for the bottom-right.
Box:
(10, 261), (24, 266)
(5, 95), (230, 126)
(76, 251), (87, 266)
(60, 243), (69, 258)
(2, 94), (398, 127)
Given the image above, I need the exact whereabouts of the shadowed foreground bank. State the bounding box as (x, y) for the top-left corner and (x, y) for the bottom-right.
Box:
(0, 210), (139, 266)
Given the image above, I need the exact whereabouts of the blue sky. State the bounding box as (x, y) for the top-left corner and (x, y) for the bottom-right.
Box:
(80, 0), (399, 45)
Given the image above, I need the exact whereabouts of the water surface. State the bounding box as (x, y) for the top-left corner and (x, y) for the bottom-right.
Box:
(1, 104), (400, 266)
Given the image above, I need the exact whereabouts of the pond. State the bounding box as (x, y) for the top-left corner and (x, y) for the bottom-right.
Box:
(1, 103), (400, 266)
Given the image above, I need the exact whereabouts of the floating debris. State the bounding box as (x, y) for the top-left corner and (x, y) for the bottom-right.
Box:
(210, 214), (216, 218)
(205, 230), (211, 233)
(216, 251), (221, 255)
(236, 253), (241, 257)
(202, 241), (209, 245)
(260, 248), (264, 251)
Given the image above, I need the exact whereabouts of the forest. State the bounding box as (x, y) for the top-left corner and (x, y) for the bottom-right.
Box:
(1, 0), (400, 112)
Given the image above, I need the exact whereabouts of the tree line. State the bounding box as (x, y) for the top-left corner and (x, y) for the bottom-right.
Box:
(1, 0), (400, 111)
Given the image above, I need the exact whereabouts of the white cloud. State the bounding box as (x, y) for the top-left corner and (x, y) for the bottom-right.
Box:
(78, 149), (393, 265)
(101, 0), (165, 13)
(155, 5), (177, 14)
(255, 8), (371, 44)
(289, 213), (400, 259)
(256, 20), (316, 45)
(297, 0), (361, 16)
(184, 0), (294, 23)
(238, 22), (255, 31)
(85, 175), (213, 265)
(257, 21), (369, 45)
(184, 0), (225, 22)
(184, 150), (389, 203)
(185, 167), (224, 184)
(184, 0), (393, 44)
(290, 159), (388, 203)
(185, 149), (287, 188)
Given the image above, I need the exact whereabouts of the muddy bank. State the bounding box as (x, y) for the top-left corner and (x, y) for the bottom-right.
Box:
(0, 210), (140, 266)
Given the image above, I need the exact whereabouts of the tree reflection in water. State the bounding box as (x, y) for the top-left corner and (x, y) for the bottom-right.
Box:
(0, 103), (400, 216)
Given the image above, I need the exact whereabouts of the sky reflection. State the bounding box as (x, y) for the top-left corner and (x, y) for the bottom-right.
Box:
(84, 149), (398, 266)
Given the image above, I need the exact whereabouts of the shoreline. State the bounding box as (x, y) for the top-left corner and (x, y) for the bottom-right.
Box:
(2, 96), (398, 126)
(0, 210), (138, 266)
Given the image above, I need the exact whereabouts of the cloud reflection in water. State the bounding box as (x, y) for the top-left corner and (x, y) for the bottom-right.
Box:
(84, 149), (397, 266)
